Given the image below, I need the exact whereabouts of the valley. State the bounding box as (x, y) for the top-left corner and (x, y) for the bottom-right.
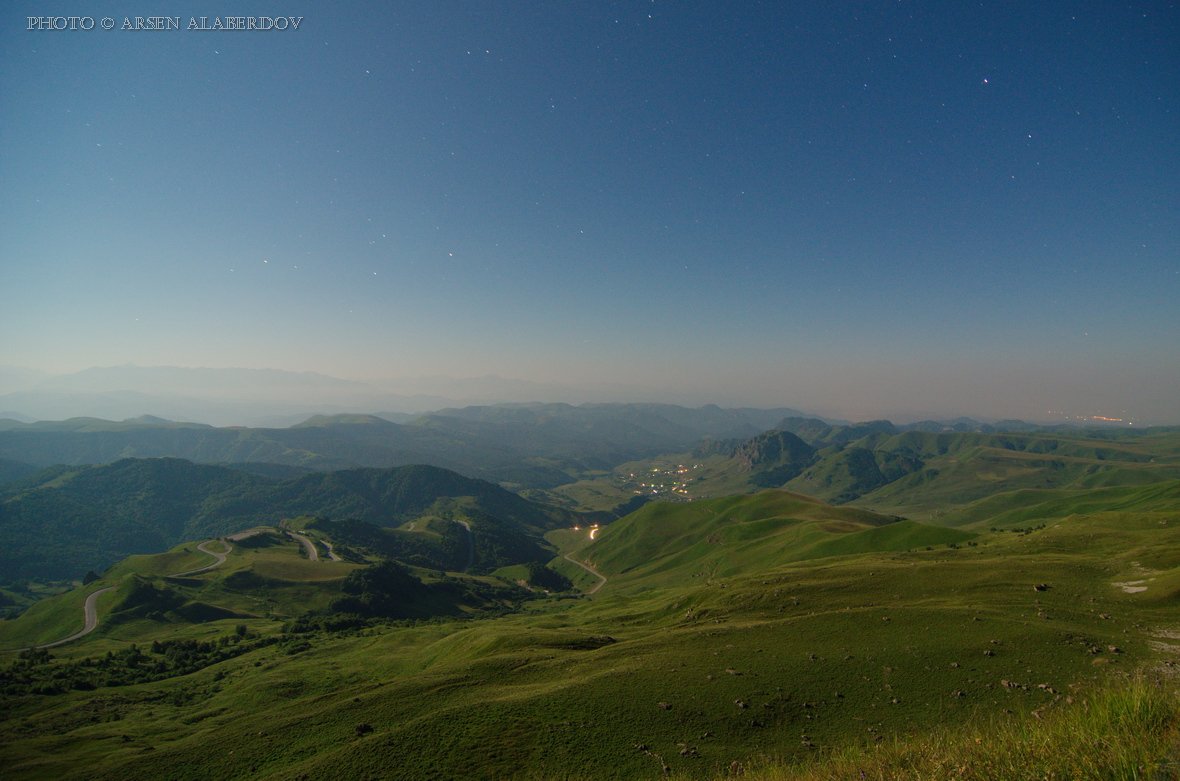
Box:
(1, 409), (1179, 778)
(9, 2), (1175, 777)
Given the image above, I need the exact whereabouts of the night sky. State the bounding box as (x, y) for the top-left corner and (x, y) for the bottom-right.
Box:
(2, 2), (1177, 423)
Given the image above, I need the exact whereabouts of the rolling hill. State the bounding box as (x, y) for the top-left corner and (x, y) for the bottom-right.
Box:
(3, 419), (1180, 778)
(4, 472), (1180, 779)
(0, 459), (577, 582)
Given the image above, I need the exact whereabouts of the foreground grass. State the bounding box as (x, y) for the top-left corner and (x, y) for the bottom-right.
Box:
(4, 484), (1179, 779)
(732, 676), (1180, 781)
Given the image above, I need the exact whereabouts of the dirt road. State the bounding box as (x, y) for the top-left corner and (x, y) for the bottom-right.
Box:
(171, 539), (232, 577)
(563, 554), (608, 595)
(38, 586), (116, 649)
(290, 532), (319, 561)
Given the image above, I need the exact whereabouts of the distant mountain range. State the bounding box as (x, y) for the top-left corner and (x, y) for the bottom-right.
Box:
(0, 403), (812, 488)
(2, 402), (1162, 502)
(0, 365), (449, 426)
(0, 365), (781, 426)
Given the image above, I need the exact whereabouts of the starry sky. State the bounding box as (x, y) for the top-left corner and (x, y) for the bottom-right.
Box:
(2, 1), (1178, 423)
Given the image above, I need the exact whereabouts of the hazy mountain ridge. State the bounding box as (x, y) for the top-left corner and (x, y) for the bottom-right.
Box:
(1, 366), (818, 426)
(0, 404), (817, 488)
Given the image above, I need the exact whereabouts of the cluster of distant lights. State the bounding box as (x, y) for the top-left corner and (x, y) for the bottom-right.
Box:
(1046, 410), (1136, 426)
(622, 464), (701, 498)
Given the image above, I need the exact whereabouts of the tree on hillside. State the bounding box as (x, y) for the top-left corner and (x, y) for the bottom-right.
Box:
(330, 561), (428, 618)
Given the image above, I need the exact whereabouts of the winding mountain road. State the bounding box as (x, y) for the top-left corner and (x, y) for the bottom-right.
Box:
(171, 539), (232, 577)
(290, 532), (319, 562)
(33, 537), (235, 649)
(563, 554), (608, 595)
(28, 526), (344, 650)
(38, 586), (117, 649)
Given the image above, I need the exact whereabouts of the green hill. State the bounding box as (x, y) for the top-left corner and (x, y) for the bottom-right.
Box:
(0, 458), (264, 582)
(3, 465), (1180, 780)
(0, 458), (40, 488)
(547, 425), (1180, 519)
(0, 460), (577, 583)
(3, 428), (1180, 779)
(4, 477), (1177, 779)
(568, 491), (977, 597)
(782, 428), (1176, 505)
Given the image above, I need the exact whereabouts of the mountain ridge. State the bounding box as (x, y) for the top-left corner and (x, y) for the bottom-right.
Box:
(0, 459), (577, 582)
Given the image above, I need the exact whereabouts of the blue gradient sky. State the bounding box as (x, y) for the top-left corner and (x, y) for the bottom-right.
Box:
(2, 2), (1178, 422)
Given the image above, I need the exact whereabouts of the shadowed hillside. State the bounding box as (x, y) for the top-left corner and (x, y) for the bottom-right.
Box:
(0, 459), (577, 581)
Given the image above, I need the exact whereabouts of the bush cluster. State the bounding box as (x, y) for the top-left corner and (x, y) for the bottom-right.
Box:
(0, 626), (274, 696)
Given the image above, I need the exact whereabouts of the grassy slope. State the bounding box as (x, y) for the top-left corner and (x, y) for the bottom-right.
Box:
(833, 431), (1180, 521)
(728, 676), (1180, 780)
(580, 490), (917, 582)
(4, 481), (1180, 779)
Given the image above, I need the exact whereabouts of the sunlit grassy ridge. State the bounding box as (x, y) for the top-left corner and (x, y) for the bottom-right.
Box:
(579, 490), (971, 583)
